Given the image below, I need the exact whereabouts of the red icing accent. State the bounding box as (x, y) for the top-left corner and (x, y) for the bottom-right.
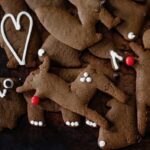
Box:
(125, 56), (135, 66)
(31, 96), (40, 105)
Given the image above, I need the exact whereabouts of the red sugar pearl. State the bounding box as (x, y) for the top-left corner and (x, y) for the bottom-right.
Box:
(31, 96), (40, 105)
(125, 56), (135, 67)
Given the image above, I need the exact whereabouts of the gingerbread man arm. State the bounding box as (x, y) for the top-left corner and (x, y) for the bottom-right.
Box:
(96, 74), (127, 103)
(129, 42), (144, 56)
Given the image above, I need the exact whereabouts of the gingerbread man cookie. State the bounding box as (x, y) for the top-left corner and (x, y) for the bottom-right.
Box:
(129, 28), (150, 136)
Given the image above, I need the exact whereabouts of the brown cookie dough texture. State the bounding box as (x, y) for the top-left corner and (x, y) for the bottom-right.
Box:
(17, 57), (127, 129)
(0, 78), (26, 129)
(33, 0), (120, 50)
(107, 0), (148, 40)
(130, 28), (150, 136)
(0, 0), (41, 68)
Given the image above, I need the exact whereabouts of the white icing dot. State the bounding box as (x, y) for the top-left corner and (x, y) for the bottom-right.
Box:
(93, 123), (97, 127)
(128, 32), (136, 40)
(38, 121), (43, 126)
(83, 72), (89, 77)
(34, 121), (38, 126)
(80, 77), (86, 83)
(86, 120), (90, 125)
(65, 121), (70, 126)
(30, 120), (34, 125)
(99, 140), (106, 148)
(38, 49), (45, 57)
(86, 77), (92, 83)
(74, 122), (79, 127)
(71, 122), (75, 126)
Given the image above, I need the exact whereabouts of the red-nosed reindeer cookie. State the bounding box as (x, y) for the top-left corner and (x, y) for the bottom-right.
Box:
(24, 92), (80, 128)
(16, 57), (127, 129)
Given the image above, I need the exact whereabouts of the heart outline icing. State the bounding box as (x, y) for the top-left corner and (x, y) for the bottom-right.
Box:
(0, 11), (33, 65)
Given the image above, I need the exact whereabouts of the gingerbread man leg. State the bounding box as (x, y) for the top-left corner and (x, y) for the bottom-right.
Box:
(27, 103), (45, 127)
(61, 108), (80, 128)
(137, 102), (147, 136)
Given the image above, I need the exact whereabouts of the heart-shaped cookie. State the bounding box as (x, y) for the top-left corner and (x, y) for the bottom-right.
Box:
(1, 11), (33, 66)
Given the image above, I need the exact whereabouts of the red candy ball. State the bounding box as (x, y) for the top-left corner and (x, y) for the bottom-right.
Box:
(125, 56), (135, 66)
(31, 96), (40, 105)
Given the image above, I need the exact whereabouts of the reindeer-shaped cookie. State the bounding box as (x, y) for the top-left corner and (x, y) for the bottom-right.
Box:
(16, 57), (127, 129)
(129, 28), (150, 136)
(33, 0), (120, 50)
(108, 0), (149, 41)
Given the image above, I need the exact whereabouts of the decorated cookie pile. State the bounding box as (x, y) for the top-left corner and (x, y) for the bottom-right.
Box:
(0, 0), (150, 149)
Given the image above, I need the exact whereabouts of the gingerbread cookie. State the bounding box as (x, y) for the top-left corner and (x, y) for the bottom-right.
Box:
(38, 35), (81, 67)
(16, 57), (127, 129)
(108, 0), (148, 41)
(24, 92), (80, 128)
(129, 28), (150, 136)
(0, 78), (26, 129)
(0, 0), (41, 68)
(34, 0), (120, 50)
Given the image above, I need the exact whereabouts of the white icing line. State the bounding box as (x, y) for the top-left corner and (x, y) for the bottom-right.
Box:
(110, 50), (123, 70)
(1, 11), (33, 65)
(0, 89), (7, 98)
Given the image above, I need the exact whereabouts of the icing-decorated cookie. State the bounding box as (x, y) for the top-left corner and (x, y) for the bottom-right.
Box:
(129, 28), (150, 136)
(17, 57), (127, 129)
(0, 78), (26, 129)
(0, 0), (41, 68)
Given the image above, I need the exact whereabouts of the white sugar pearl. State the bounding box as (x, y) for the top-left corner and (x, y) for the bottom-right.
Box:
(98, 141), (106, 148)
(83, 72), (89, 77)
(93, 123), (97, 127)
(30, 120), (34, 125)
(74, 122), (79, 127)
(80, 77), (86, 83)
(86, 77), (92, 83)
(128, 32), (136, 40)
(86, 120), (90, 125)
(34, 121), (38, 126)
(71, 122), (75, 126)
(38, 49), (45, 57)
(65, 121), (70, 126)
(38, 121), (43, 126)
